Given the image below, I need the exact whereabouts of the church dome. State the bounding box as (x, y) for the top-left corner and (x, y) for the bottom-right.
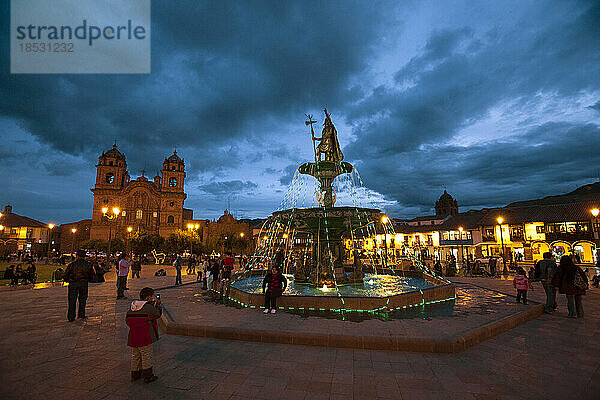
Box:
(103, 144), (126, 160)
(438, 190), (454, 203)
(435, 190), (458, 216)
(217, 209), (236, 223)
(166, 150), (183, 163)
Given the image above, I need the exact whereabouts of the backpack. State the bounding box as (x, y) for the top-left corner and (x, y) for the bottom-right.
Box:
(534, 260), (541, 280)
(573, 268), (588, 291)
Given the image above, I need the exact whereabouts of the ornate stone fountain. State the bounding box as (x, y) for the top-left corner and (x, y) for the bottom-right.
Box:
(227, 110), (455, 313)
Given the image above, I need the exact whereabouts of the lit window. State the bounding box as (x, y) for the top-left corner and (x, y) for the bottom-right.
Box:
(105, 173), (114, 183)
(136, 210), (142, 219)
(167, 215), (174, 223)
(153, 212), (157, 218)
(121, 211), (126, 216)
(169, 178), (177, 187)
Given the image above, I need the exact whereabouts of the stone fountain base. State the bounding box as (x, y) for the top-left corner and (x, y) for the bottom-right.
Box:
(227, 270), (455, 312)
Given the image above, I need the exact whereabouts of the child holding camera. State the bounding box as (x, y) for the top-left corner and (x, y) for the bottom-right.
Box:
(126, 287), (162, 383)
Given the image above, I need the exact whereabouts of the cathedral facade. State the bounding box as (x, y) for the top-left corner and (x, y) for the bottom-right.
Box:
(89, 145), (189, 241)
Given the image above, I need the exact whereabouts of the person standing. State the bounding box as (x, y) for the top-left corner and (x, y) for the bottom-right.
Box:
(126, 287), (162, 383)
(220, 252), (235, 297)
(262, 266), (287, 314)
(202, 257), (210, 289)
(552, 255), (588, 318)
(536, 252), (558, 313)
(117, 254), (132, 299)
(205, 258), (213, 290)
(173, 254), (182, 286)
(210, 258), (220, 287)
(131, 257), (142, 279)
(513, 267), (533, 304)
(63, 250), (95, 321)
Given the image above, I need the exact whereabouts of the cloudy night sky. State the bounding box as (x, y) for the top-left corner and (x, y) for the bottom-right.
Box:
(1, 1), (599, 224)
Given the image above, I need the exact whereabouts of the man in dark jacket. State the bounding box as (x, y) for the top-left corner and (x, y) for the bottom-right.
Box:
(63, 249), (94, 322)
(126, 287), (162, 383)
(536, 252), (558, 313)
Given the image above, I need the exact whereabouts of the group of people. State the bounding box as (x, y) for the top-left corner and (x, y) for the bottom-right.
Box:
(3, 263), (36, 285)
(195, 252), (236, 296)
(513, 252), (589, 317)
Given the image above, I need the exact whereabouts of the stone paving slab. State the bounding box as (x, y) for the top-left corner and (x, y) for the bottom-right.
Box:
(0, 275), (598, 399)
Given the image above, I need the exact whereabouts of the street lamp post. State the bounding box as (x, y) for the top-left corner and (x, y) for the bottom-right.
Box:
(47, 223), (55, 262)
(591, 208), (599, 241)
(497, 217), (507, 274)
(381, 216), (389, 269)
(102, 207), (120, 257)
(591, 209), (599, 264)
(71, 228), (77, 256)
(127, 226), (133, 254)
(187, 224), (194, 255)
(458, 227), (464, 271)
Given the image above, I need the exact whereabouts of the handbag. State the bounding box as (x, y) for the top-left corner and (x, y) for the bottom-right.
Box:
(573, 269), (588, 291)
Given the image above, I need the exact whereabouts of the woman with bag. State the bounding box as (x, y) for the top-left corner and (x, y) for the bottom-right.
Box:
(552, 255), (588, 318)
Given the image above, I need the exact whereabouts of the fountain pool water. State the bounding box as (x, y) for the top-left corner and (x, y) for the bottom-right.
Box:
(232, 273), (434, 297)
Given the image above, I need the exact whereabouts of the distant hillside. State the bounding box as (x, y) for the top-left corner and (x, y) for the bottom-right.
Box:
(507, 182), (600, 207)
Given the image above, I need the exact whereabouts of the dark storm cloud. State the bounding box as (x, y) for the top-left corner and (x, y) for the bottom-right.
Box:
(198, 180), (258, 197)
(359, 122), (600, 215)
(344, 2), (600, 215)
(0, 0), (394, 176)
(347, 3), (600, 159)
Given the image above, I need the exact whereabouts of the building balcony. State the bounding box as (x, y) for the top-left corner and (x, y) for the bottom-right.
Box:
(440, 239), (474, 246)
(544, 232), (593, 242)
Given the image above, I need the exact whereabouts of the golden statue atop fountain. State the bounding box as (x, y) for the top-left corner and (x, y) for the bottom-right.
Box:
(301, 109), (353, 207)
(313, 109), (344, 162)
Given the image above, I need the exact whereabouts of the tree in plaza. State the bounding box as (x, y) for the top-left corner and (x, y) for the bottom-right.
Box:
(129, 232), (165, 255)
(80, 239), (109, 253)
(165, 229), (202, 254)
(215, 234), (251, 255)
(109, 238), (125, 253)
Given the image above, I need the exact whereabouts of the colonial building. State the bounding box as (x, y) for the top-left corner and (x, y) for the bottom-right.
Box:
(59, 219), (92, 255)
(345, 183), (600, 266)
(0, 205), (51, 256)
(201, 210), (253, 253)
(89, 145), (190, 241)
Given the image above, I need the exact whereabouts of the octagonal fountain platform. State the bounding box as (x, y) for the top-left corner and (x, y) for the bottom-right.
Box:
(228, 270), (455, 312)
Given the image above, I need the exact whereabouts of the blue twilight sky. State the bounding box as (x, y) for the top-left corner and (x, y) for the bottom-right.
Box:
(1, 1), (599, 224)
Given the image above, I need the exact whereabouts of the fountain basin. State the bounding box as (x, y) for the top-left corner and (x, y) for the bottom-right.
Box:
(227, 270), (455, 312)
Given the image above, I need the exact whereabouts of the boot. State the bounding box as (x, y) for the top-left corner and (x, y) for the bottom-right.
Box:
(131, 370), (142, 382)
(142, 367), (158, 383)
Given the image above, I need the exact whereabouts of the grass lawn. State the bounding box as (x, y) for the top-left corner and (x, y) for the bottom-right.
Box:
(0, 262), (63, 286)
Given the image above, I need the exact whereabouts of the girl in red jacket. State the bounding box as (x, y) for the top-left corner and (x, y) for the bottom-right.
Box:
(126, 287), (162, 383)
(513, 267), (533, 304)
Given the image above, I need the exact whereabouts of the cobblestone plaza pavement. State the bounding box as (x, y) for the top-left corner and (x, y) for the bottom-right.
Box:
(1, 268), (599, 399)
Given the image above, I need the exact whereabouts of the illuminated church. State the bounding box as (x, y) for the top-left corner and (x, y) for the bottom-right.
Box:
(89, 145), (192, 240)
